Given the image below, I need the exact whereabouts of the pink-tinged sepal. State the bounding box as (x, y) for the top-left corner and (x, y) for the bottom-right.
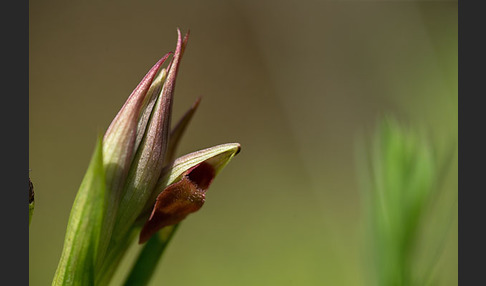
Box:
(96, 54), (171, 269)
(110, 31), (192, 241)
(102, 53), (170, 195)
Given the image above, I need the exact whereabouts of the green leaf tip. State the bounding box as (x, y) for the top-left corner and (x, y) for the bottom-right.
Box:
(29, 177), (34, 227)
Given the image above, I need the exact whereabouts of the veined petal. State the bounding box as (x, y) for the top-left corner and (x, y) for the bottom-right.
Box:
(161, 143), (241, 186)
(135, 67), (169, 152)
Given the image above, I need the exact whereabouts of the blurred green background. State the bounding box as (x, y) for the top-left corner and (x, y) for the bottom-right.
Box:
(29, 0), (457, 285)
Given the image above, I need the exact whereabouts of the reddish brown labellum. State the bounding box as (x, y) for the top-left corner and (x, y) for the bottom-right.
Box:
(139, 162), (216, 243)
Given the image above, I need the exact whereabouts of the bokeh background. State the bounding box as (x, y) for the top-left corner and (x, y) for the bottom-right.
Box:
(29, 0), (457, 285)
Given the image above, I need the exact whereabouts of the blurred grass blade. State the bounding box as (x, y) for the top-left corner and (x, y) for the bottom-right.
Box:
(358, 117), (454, 286)
(52, 136), (107, 286)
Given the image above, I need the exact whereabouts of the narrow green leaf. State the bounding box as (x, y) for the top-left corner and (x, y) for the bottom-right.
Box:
(52, 136), (107, 286)
(124, 225), (179, 286)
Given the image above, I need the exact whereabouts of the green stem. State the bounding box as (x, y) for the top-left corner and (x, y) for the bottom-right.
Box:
(95, 229), (137, 286)
(123, 224), (179, 286)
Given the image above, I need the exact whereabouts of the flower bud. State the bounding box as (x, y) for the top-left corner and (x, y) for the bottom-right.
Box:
(102, 54), (170, 196)
(96, 54), (171, 266)
(54, 29), (241, 286)
(110, 29), (190, 242)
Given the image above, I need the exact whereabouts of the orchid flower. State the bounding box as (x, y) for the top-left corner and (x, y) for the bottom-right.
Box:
(53, 29), (240, 286)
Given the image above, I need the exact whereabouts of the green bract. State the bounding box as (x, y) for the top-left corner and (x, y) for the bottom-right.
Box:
(53, 29), (241, 286)
(53, 137), (106, 286)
